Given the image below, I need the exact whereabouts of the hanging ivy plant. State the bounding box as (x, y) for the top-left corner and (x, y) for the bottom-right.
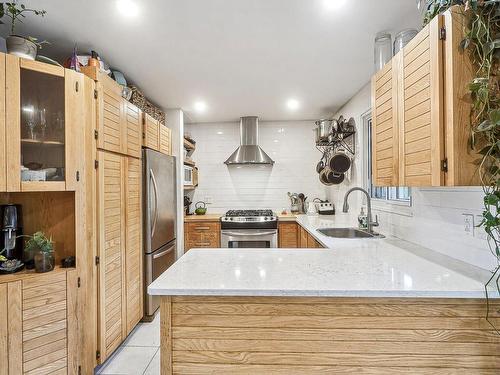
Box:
(423, 0), (499, 330)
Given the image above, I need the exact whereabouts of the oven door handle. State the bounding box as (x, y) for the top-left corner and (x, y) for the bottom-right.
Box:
(222, 231), (277, 237)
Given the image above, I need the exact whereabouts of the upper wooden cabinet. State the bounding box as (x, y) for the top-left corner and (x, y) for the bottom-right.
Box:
(143, 113), (172, 156)
(4, 56), (85, 192)
(371, 7), (478, 187)
(82, 66), (142, 159)
(143, 113), (160, 150)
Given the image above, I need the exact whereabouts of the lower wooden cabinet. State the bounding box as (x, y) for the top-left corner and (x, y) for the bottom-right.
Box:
(278, 222), (299, 248)
(184, 221), (221, 251)
(279, 222), (324, 248)
(96, 150), (142, 363)
(0, 269), (78, 374)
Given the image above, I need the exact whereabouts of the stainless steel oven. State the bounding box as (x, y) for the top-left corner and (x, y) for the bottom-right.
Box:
(220, 209), (278, 248)
(221, 229), (278, 248)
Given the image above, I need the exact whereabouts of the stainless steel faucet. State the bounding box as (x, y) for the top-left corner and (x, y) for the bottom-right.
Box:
(342, 187), (379, 233)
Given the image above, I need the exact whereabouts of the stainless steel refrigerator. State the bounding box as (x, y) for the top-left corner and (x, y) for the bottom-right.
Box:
(143, 149), (177, 320)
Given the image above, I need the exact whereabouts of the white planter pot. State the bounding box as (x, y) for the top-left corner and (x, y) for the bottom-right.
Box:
(6, 35), (37, 60)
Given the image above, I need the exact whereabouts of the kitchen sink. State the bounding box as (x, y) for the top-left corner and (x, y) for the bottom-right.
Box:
(317, 228), (384, 239)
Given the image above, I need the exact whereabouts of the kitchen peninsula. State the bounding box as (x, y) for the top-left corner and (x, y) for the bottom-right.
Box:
(149, 215), (500, 374)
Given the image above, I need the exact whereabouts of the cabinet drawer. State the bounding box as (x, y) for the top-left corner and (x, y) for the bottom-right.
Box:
(186, 222), (220, 234)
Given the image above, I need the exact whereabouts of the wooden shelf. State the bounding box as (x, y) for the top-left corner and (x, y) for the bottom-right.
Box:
(184, 159), (195, 167)
(184, 185), (196, 191)
(21, 138), (65, 146)
(184, 138), (196, 151)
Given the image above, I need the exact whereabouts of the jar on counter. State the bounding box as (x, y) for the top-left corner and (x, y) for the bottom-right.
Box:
(374, 32), (392, 73)
(393, 29), (419, 55)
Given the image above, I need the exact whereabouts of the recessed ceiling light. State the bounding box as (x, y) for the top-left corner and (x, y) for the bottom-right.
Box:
(323, 0), (346, 11)
(217, 131), (224, 135)
(116, 0), (139, 17)
(194, 101), (207, 112)
(286, 99), (300, 111)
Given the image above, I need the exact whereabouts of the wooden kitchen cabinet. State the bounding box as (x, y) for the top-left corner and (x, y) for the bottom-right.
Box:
(124, 157), (143, 334)
(159, 123), (172, 155)
(96, 150), (143, 362)
(0, 269), (78, 374)
(143, 113), (160, 151)
(5, 56), (85, 192)
(184, 221), (221, 250)
(278, 222), (299, 248)
(82, 66), (142, 159)
(371, 7), (478, 187)
(0, 53), (5, 192)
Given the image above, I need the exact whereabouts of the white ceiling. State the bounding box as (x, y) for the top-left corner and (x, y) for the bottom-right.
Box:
(5, 0), (420, 123)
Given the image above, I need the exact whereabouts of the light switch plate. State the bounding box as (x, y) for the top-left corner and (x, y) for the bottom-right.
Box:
(462, 214), (474, 237)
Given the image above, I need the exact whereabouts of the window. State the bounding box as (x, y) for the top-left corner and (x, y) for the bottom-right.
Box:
(364, 114), (412, 205)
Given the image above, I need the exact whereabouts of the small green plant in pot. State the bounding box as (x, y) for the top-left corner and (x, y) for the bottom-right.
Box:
(0, 2), (48, 60)
(25, 231), (54, 273)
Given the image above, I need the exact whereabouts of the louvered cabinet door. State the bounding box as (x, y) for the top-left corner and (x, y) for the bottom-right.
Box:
(159, 124), (172, 155)
(97, 150), (125, 362)
(125, 157), (143, 334)
(371, 57), (399, 186)
(143, 113), (160, 151)
(400, 15), (444, 187)
(125, 102), (142, 158)
(97, 76), (125, 154)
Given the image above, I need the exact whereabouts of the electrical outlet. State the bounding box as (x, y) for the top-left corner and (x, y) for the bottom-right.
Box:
(475, 214), (488, 240)
(462, 214), (474, 237)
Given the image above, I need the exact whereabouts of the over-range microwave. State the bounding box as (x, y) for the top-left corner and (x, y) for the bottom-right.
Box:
(184, 165), (194, 185)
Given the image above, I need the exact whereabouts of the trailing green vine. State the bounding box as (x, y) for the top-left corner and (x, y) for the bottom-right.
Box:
(423, 0), (499, 329)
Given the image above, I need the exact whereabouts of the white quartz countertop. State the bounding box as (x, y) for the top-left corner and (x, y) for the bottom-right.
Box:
(148, 214), (497, 298)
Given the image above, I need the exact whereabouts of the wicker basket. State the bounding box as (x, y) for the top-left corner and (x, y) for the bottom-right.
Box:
(130, 85), (166, 124)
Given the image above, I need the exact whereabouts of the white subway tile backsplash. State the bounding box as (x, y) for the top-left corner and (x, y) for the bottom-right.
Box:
(185, 120), (328, 213)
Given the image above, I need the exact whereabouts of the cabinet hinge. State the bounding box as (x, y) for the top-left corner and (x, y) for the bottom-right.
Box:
(76, 171), (80, 182)
(96, 351), (101, 361)
(95, 256), (100, 265)
(94, 160), (99, 169)
(94, 89), (98, 99)
(94, 129), (99, 140)
(439, 27), (446, 40)
(441, 158), (448, 172)
(142, 131), (146, 139)
(75, 81), (79, 92)
(77, 277), (81, 288)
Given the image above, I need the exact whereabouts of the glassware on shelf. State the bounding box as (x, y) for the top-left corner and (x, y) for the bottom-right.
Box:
(24, 105), (36, 140)
(394, 29), (419, 55)
(374, 32), (393, 73)
(39, 108), (47, 140)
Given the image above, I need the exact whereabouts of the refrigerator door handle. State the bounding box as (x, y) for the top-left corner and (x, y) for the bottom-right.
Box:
(153, 245), (175, 259)
(150, 168), (159, 238)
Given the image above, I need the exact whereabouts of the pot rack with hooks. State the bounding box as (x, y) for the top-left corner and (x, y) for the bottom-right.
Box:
(314, 116), (356, 156)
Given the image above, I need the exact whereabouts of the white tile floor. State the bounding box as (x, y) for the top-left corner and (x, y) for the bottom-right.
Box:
(95, 313), (160, 375)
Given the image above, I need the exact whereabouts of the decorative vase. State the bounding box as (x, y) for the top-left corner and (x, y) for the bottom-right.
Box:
(6, 35), (37, 60)
(34, 251), (54, 273)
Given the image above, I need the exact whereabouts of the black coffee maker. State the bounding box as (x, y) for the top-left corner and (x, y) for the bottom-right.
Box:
(1, 204), (23, 260)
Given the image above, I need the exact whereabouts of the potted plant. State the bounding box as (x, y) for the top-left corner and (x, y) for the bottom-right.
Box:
(0, 2), (48, 60)
(24, 231), (54, 273)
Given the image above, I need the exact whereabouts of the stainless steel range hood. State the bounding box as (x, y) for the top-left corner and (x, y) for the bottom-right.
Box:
(224, 116), (275, 165)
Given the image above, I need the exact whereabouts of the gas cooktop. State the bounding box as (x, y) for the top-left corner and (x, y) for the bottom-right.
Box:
(225, 209), (274, 217)
(221, 209), (277, 224)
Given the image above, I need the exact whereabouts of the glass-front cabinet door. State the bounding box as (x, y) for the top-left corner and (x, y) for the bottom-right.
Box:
(5, 56), (82, 191)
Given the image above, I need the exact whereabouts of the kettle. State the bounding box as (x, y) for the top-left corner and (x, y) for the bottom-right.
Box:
(195, 201), (207, 215)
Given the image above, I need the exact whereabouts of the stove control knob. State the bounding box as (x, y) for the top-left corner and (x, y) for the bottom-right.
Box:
(230, 217), (234, 221)
(264, 217), (268, 221)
